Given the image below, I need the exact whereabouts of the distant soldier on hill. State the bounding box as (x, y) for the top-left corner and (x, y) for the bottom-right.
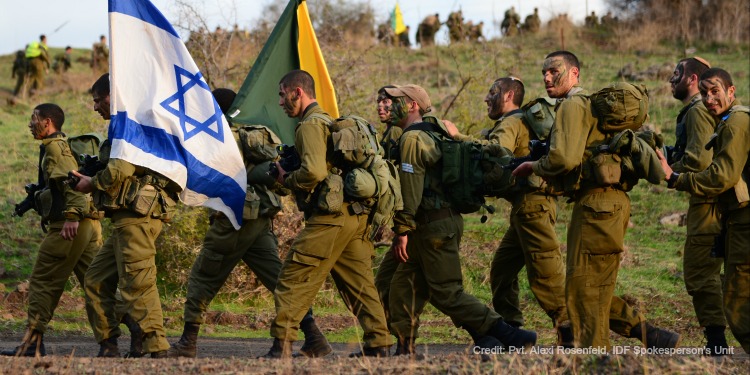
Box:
(398, 25), (411, 47)
(601, 11), (617, 29)
(416, 13), (440, 47)
(502, 6), (520, 36)
(377, 21), (395, 45)
(53, 46), (73, 74)
(91, 35), (109, 73)
(585, 11), (600, 28)
(522, 8), (542, 34)
(26, 34), (50, 96)
(11, 50), (27, 97)
(446, 11), (464, 43)
(467, 21), (484, 43)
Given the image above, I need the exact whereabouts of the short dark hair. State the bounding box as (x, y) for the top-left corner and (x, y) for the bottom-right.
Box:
(35, 103), (65, 130)
(91, 73), (110, 96)
(679, 57), (710, 78)
(545, 50), (580, 70)
(212, 88), (237, 114)
(700, 68), (733, 88)
(494, 77), (525, 107)
(279, 70), (316, 99)
(65, 46), (72, 51)
(39, 34), (46, 41)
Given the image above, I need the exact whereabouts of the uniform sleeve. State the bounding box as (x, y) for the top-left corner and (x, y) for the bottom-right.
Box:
(532, 98), (591, 177)
(489, 117), (527, 156)
(676, 114), (750, 197)
(671, 104), (716, 173)
(285, 119), (329, 192)
(45, 141), (87, 221)
(91, 158), (137, 198)
(392, 131), (428, 234)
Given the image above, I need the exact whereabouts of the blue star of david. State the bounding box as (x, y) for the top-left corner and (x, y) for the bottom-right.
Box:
(160, 65), (224, 142)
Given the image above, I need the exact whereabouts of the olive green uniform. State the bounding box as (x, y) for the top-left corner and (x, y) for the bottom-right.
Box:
(670, 95), (725, 328)
(27, 133), (102, 333)
(674, 101), (750, 354)
(389, 123), (502, 340)
(85, 146), (178, 353)
(182, 128), (283, 324)
(374, 123), (404, 327)
(531, 87), (643, 348)
(25, 42), (49, 93)
(271, 104), (389, 348)
(487, 113), (567, 327)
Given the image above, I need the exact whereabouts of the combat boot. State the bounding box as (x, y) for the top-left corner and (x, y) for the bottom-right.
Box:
(557, 322), (574, 348)
(150, 350), (168, 358)
(487, 319), (537, 349)
(464, 326), (503, 351)
(121, 313), (144, 358)
(298, 313), (332, 358)
(0, 330), (46, 357)
(629, 322), (680, 349)
(261, 338), (293, 359)
(393, 337), (416, 356)
(705, 326), (729, 356)
(349, 346), (390, 358)
(97, 336), (119, 358)
(168, 322), (200, 358)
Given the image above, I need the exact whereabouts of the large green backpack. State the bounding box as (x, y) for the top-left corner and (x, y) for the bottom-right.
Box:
(67, 132), (104, 166)
(590, 82), (649, 133)
(237, 124), (285, 219)
(521, 96), (557, 141)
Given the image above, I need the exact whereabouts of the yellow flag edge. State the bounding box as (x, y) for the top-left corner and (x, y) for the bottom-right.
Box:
(297, 2), (339, 118)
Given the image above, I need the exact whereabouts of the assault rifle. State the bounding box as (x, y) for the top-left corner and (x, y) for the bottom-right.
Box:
(503, 139), (548, 170)
(13, 183), (42, 217)
(268, 145), (301, 178)
(65, 154), (107, 189)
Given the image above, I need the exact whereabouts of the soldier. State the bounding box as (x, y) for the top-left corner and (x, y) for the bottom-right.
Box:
(468, 21), (484, 42)
(482, 77), (571, 345)
(387, 84), (537, 355)
(11, 50), (27, 97)
(661, 67), (750, 355)
(522, 8), (541, 34)
(25, 35), (50, 96)
(446, 11), (464, 43)
(264, 70), (390, 358)
(168, 88), (330, 358)
(502, 7), (520, 36)
(53, 46), (73, 74)
(585, 11), (600, 28)
(601, 11), (616, 28)
(398, 26), (411, 47)
(513, 51), (679, 349)
(666, 57), (729, 355)
(416, 13), (440, 47)
(377, 22), (395, 46)
(1, 103), (102, 357)
(91, 35), (109, 73)
(73, 74), (180, 358)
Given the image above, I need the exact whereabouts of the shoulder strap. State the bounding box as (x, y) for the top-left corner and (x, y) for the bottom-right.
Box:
(403, 121), (446, 137)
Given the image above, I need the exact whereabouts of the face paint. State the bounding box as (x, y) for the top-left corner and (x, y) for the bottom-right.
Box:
(700, 77), (734, 116)
(670, 62), (689, 101)
(29, 111), (47, 140)
(278, 85), (300, 118)
(377, 93), (394, 124)
(542, 56), (571, 98)
(389, 97), (409, 125)
(484, 83), (503, 120)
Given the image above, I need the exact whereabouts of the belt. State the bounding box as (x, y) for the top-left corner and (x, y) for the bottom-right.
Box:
(415, 208), (456, 225)
(572, 185), (620, 202)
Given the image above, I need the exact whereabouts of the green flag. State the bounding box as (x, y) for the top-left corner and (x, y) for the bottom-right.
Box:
(229, 0), (338, 144)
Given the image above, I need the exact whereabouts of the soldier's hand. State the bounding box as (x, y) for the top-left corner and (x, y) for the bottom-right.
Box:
(61, 221), (79, 240)
(392, 234), (409, 262)
(512, 161), (534, 177)
(442, 120), (460, 138)
(655, 149), (673, 176)
(70, 170), (93, 193)
(274, 161), (287, 185)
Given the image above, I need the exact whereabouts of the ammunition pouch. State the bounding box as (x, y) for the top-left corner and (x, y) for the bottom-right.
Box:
(589, 152), (622, 186)
(94, 174), (177, 221)
(243, 185), (283, 220)
(315, 171), (344, 215)
(33, 188), (64, 223)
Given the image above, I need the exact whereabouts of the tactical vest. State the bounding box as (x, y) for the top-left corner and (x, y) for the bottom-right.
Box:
(25, 42), (46, 59)
(672, 96), (703, 163)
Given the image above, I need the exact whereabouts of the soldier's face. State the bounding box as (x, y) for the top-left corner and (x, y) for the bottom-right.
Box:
(377, 93), (394, 124)
(669, 62), (690, 101)
(29, 110), (50, 140)
(542, 56), (577, 98)
(279, 84), (302, 118)
(93, 92), (110, 120)
(484, 83), (504, 120)
(699, 77), (735, 116)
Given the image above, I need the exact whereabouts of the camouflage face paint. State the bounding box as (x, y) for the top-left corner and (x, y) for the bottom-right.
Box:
(377, 92), (394, 124)
(484, 82), (503, 120)
(29, 111), (47, 140)
(389, 96), (409, 125)
(700, 77), (734, 116)
(542, 56), (571, 98)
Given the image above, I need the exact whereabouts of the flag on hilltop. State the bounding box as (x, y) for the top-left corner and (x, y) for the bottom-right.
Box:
(391, 3), (407, 35)
(108, 0), (246, 229)
(229, 0), (338, 144)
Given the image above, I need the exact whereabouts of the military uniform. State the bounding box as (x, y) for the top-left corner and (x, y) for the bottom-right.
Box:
(12, 51), (27, 96)
(673, 101), (750, 354)
(84, 142), (179, 354)
(670, 95), (725, 329)
(487, 111), (567, 328)
(531, 87), (644, 348)
(91, 42), (109, 73)
(389, 124), (503, 340)
(28, 134), (102, 334)
(25, 41), (49, 94)
(271, 104), (390, 349)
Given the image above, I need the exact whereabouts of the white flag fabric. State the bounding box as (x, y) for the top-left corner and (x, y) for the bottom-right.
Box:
(108, 0), (246, 229)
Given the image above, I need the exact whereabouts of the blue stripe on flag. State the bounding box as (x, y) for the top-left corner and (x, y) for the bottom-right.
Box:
(109, 0), (179, 38)
(110, 112), (245, 222)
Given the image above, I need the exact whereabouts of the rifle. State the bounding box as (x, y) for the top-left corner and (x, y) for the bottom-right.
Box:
(65, 154), (106, 189)
(503, 139), (548, 170)
(268, 145), (301, 178)
(13, 183), (42, 217)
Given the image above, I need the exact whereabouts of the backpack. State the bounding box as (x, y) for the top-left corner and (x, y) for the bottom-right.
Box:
(407, 117), (495, 215)
(521, 96), (557, 141)
(590, 82), (649, 133)
(67, 133), (104, 167)
(237, 124), (285, 219)
(312, 113), (403, 240)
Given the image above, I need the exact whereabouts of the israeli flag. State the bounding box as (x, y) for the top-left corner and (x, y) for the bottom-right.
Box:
(108, 0), (246, 229)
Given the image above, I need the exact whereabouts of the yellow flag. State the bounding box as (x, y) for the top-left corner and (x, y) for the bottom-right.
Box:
(297, 1), (339, 118)
(392, 3), (407, 35)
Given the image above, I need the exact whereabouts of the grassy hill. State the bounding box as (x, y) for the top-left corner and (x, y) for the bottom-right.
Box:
(0, 28), (748, 355)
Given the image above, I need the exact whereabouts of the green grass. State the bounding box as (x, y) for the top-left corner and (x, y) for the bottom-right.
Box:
(0, 31), (748, 352)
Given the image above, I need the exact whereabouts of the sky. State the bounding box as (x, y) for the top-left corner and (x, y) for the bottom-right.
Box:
(0, 0), (608, 55)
